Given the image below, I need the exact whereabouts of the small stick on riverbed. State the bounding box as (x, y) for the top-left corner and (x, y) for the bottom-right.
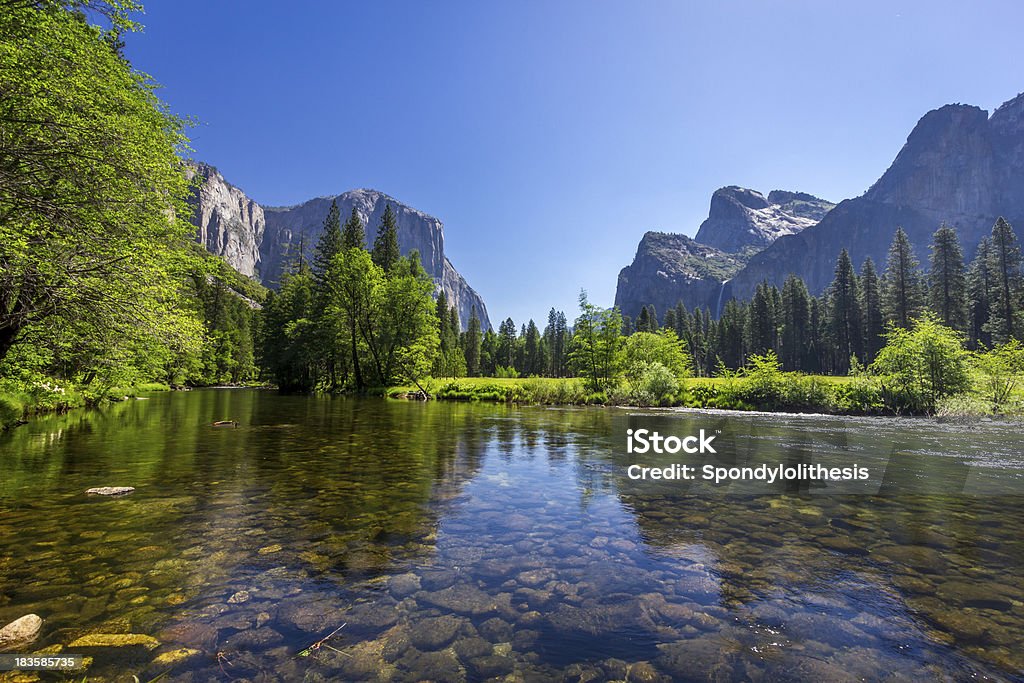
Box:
(296, 623), (348, 659)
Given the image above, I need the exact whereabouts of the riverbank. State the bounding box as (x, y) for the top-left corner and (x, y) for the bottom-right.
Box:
(391, 374), (1024, 417)
(0, 381), (173, 431)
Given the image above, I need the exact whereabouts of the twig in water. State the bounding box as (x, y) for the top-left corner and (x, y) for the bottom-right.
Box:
(296, 623), (348, 660)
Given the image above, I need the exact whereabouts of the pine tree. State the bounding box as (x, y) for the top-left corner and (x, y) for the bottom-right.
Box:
(371, 203), (401, 271)
(781, 275), (811, 371)
(967, 238), (993, 349)
(621, 315), (633, 336)
(860, 257), (884, 362)
(663, 308), (677, 334)
(497, 318), (517, 370)
(645, 304), (658, 329)
(928, 224), (967, 331)
(313, 199), (342, 282)
(986, 217), (1023, 343)
(464, 307), (482, 376)
(828, 249), (863, 373)
(342, 206), (365, 250)
(635, 306), (652, 333)
(523, 320), (542, 376)
(882, 227), (926, 328)
(746, 283), (775, 355)
(718, 299), (746, 369)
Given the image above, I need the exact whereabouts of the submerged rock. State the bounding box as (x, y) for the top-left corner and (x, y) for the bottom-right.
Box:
(85, 487), (135, 496)
(0, 614), (42, 651)
(408, 615), (463, 650)
(68, 633), (160, 650)
(417, 584), (498, 616)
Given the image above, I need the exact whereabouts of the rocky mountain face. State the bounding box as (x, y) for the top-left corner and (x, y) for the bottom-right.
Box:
(185, 164), (491, 330)
(616, 92), (1024, 318)
(693, 186), (833, 252)
(727, 93), (1024, 300)
(185, 164), (265, 278)
(614, 232), (746, 320)
(614, 186), (827, 319)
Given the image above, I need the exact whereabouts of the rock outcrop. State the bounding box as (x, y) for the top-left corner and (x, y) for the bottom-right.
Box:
(614, 185), (828, 320)
(728, 93), (1024, 300)
(693, 186), (832, 252)
(185, 165), (490, 330)
(185, 164), (265, 278)
(614, 232), (748, 321)
(615, 91), (1024, 315)
(262, 190), (490, 330)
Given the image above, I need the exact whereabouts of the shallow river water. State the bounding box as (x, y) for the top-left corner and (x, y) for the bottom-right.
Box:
(1, 390), (1023, 682)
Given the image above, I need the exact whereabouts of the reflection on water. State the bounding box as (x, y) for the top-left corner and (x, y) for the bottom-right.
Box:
(0, 391), (1022, 681)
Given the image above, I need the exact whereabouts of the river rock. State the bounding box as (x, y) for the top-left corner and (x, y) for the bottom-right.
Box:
(157, 622), (219, 650)
(470, 654), (515, 678)
(227, 590), (251, 604)
(149, 647), (202, 668)
(408, 615), (463, 651)
(655, 637), (735, 681)
(453, 636), (492, 660)
(85, 487), (135, 496)
(0, 614), (42, 651)
(389, 573), (421, 598)
(478, 617), (514, 643)
(417, 584), (498, 616)
(399, 647), (465, 683)
(68, 633), (160, 650)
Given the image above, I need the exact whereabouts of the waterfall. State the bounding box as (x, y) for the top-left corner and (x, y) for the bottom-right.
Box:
(715, 280), (730, 319)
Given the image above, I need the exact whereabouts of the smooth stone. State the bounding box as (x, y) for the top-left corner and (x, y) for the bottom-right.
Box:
(85, 487), (135, 496)
(227, 590), (251, 604)
(408, 615), (463, 651)
(223, 627), (284, 649)
(471, 654), (515, 677)
(417, 584), (498, 616)
(628, 660), (661, 683)
(68, 633), (160, 650)
(655, 637), (735, 681)
(479, 618), (514, 643)
(0, 615), (43, 651)
(453, 636), (492, 660)
(157, 622), (220, 651)
(389, 573), (421, 598)
(150, 647), (202, 667)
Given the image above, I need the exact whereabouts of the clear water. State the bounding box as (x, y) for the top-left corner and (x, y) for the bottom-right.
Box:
(0, 390), (1023, 681)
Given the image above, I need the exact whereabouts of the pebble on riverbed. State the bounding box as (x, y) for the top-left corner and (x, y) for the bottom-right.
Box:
(85, 487), (135, 496)
(0, 614), (42, 651)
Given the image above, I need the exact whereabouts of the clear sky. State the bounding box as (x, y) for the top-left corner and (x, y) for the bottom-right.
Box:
(126, 1), (1023, 326)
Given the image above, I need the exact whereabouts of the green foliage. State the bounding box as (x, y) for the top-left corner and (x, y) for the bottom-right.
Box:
(371, 204), (401, 271)
(882, 227), (927, 329)
(870, 313), (971, 413)
(929, 224), (967, 332)
(738, 351), (787, 409)
(972, 341), (1024, 413)
(0, 3), (201, 371)
(494, 365), (520, 379)
(621, 330), (692, 402)
(569, 290), (623, 392)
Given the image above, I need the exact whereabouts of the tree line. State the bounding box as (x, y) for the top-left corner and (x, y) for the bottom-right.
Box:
(628, 220), (1023, 376)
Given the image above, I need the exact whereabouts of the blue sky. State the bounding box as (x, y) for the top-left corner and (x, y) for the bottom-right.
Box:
(127, 1), (1023, 326)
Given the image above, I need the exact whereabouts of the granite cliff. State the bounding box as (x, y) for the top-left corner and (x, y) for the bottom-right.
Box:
(186, 164), (490, 330)
(615, 187), (828, 319)
(616, 92), (1024, 318)
(693, 186), (833, 252)
(727, 93), (1024, 300)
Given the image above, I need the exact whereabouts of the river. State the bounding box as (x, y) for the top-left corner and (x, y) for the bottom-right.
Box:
(0, 390), (1022, 681)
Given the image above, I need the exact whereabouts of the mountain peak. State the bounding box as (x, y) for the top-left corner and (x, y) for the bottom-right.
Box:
(693, 186), (833, 252)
